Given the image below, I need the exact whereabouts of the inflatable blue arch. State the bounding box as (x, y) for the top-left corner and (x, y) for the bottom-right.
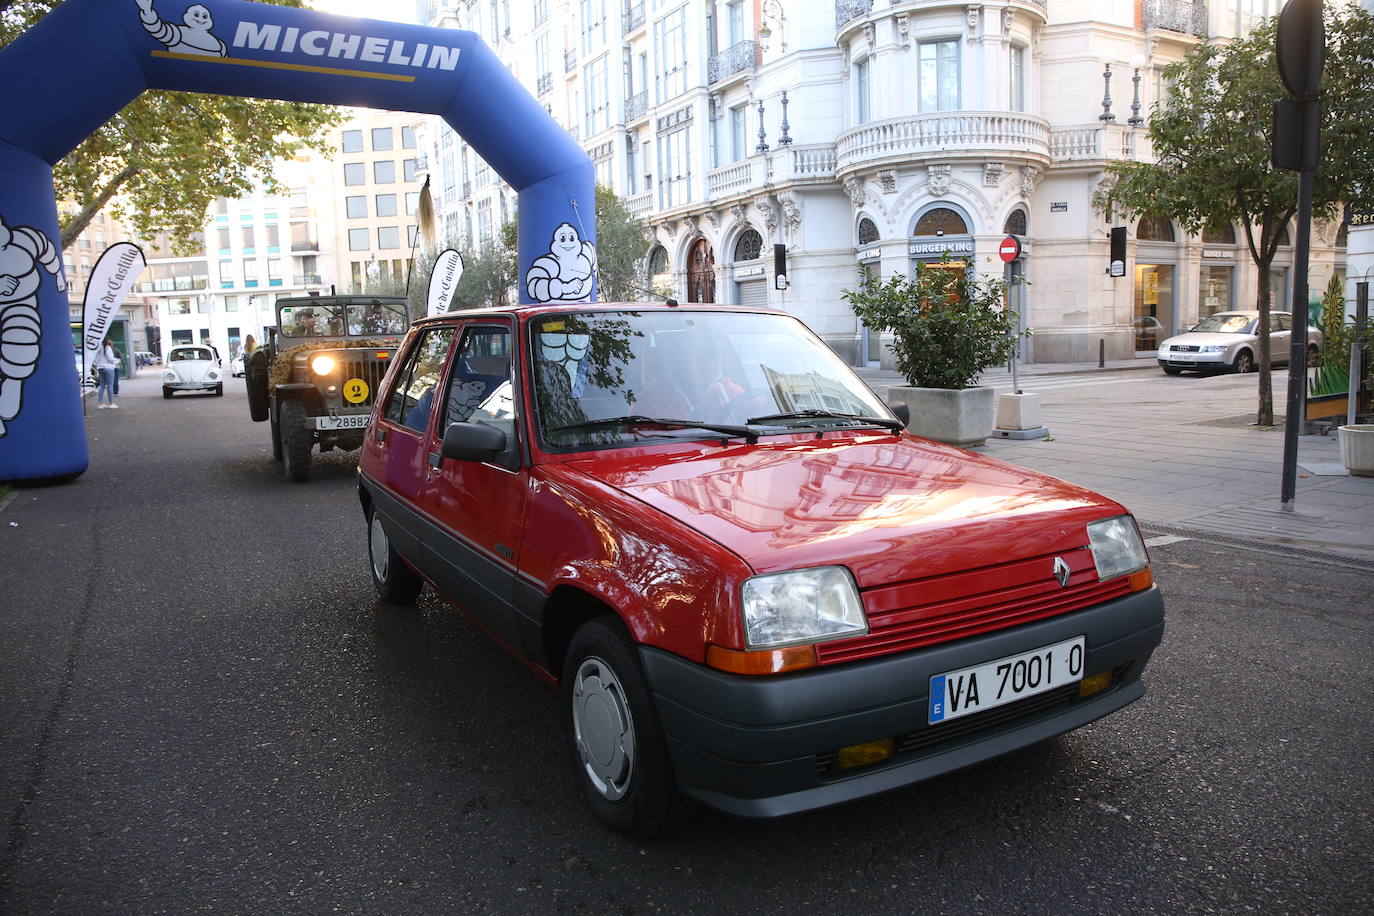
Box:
(0, 0), (595, 483)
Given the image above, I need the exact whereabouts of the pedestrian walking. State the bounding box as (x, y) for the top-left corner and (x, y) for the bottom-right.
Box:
(92, 337), (120, 409)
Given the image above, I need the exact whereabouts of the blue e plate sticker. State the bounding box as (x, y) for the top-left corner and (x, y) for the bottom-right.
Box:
(929, 674), (947, 723)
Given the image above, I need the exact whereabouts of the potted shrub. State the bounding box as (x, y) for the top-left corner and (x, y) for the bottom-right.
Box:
(844, 258), (1028, 446)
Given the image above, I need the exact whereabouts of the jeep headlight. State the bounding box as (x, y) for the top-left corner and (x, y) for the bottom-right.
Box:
(311, 355), (337, 376)
(1087, 515), (1149, 581)
(740, 566), (867, 649)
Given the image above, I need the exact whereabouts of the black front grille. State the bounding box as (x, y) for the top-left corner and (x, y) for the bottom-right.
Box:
(1172, 345), (1200, 353)
(338, 357), (391, 407)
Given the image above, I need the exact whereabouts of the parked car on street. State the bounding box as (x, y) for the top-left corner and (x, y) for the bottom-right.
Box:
(358, 303), (1166, 837)
(161, 345), (223, 398)
(135, 350), (160, 367)
(1157, 310), (1322, 375)
(229, 354), (245, 377)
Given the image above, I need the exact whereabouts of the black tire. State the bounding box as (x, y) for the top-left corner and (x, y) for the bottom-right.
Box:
(1162, 366), (1183, 376)
(245, 351), (271, 421)
(280, 398), (313, 483)
(162, 386), (173, 399)
(367, 507), (422, 604)
(214, 383), (223, 397)
(269, 403), (283, 461)
(563, 617), (694, 838)
(1232, 350), (1254, 374)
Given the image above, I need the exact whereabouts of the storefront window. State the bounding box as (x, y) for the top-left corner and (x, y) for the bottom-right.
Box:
(1199, 265), (1233, 317)
(1134, 264), (1174, 352)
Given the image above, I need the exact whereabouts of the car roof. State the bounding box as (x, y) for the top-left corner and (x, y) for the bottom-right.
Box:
(411, 300), (785, 329)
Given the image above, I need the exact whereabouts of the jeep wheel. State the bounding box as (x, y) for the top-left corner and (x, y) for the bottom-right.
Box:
(280, 399), (312, 482)
(563, 617), (694, 838)
(162, 387), (173, 400)
(368, 507), (422, 604)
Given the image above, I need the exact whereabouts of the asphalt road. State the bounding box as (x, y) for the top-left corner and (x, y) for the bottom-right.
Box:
(1, 373), (1370, 914)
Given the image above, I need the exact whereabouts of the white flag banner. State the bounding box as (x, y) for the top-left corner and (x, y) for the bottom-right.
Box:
(426, 248), (464, 317)
(81, 242), (145, 375)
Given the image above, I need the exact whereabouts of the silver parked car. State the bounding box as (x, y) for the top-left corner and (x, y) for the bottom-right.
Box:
(1156, 311), (1321, 375)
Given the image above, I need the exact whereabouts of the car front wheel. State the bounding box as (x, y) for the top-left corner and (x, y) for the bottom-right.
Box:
(367, 507), (421, 604)
(1232, 350), (1254, 374)
(1162, 366), (1183, 376)
(162, 386), (173, 399)
(563, 617), (694, 838)
(279, 398), (313, 482)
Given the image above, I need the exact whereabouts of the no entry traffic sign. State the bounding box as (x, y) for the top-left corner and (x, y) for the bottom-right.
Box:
(999, 236), (1022, 262)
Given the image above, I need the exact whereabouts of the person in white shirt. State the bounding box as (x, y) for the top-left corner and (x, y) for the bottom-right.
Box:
(92, 338), (119, 409)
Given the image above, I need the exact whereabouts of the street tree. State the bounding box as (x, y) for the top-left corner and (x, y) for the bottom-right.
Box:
(0, 0), (342, 252)
(594, 184), (653, 301)
(1096, 6), (1374, 425)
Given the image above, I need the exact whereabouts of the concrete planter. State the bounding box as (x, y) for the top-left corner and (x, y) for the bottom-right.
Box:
(888, 385), (996, 447)
(1338, 424), (1374, 477)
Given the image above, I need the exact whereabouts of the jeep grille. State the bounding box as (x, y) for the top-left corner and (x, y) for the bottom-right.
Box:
(339, 357), (391, 407)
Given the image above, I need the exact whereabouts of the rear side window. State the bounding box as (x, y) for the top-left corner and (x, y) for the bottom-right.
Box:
(383, 327), (455, 433)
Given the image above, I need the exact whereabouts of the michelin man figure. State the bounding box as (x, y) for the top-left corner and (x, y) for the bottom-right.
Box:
(525, 222), (597, 303)
(135, 0), (227, 57)
(0, 214), (64, 438)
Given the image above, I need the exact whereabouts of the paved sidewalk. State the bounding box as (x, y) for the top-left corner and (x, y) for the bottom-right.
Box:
(858, 360), (1374, 562)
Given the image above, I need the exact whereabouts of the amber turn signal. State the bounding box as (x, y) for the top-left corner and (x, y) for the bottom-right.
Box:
(1078, 670), (1112, 698)
(836, 737), (894, 770)
(706, 644), (817, 675)
(1127, 567), (1153, 593)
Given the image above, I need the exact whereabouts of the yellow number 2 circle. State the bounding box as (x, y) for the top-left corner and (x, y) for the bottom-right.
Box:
(343, 378), (370, 404)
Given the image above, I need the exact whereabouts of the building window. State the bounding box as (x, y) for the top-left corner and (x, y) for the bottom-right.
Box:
(1003, 209), (1028, 236)
(477, 198), (493, 242)
(858, 218), (880, 246)
(918, 39), (960, 112)
(265, 225), (280, 253)
(219, 259), (233, 285)
(377, 226), (401, 253)
(856, 57), (871, 123)
(197, 297), (212, 313)
(657, 126), (691, 210)
(1202, 222), (1236, 244)
(734, 229), (763, 261)
(268, 259), (282, 286)
(1137, 213), (1175, 242)
(240, 226), (255, 253)
(654, 8), (687, 104)
(1232, 0), (1277, 37)
(584, 54), (610, 137)
(224, 295), (238, 312)
(346, 195), (367, 219)
(374, 160), (396, 184)
(580, 0), (606, 53)
(726, 0), (745, 46)
(1199, 265), (1234, 316)
(344, 163), (366, 185)
(168, 299), (192, 316)
(242, 260), (259, 287)
(403, 158), (419, 182)
(342, 130), (363, 153)
(1009, 45), (1026, 113)
(376, 194), (398, 217)
(729, 105), (747, 162)
(372, 127), (393, 151)
(408, 225), (419, 248)
(405, 192), (419, 215)
(915, 207), (969, 236)
(216, 227), (230, 253)
(348, 228), (370, 251)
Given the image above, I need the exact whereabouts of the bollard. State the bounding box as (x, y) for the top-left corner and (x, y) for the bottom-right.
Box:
(1099, 338), (1105, 369)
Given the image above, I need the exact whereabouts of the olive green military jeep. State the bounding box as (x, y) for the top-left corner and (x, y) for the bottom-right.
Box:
(244, 295), (409, 482)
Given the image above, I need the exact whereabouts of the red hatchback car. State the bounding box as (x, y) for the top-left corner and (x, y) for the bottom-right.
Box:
(358, 303), (1164, 836)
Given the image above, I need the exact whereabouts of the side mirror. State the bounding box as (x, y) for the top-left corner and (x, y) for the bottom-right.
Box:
(888, 403), (910, 428)
(441, 421), (507, 462)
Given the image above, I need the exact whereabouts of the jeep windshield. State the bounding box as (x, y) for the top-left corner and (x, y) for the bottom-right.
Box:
(278, 300), (408, 338)
(532, 310), (895, 450)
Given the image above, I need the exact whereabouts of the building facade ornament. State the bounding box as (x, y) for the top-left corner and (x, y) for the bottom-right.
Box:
(877, 169), (898, 193)
(778, 190), (802, 241)
(966, 5), (983, 43)
(895, 13), (910, 50)
(704, 209), (721, 229)
(728, 202), (750, 227)
(928, 164), (952, 197)
(1001, 8), (1013, 34)
(1019, 165), (1041, 199)
(844, 177), (867, 208)
(756, 196), (779, 235)
(683, 214), (699, 236)
(863, 22), (875, 47)
(983, 162), (1005, 187)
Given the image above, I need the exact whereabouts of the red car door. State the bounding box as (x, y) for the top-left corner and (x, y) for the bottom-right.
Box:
(416, 318), (530, 651)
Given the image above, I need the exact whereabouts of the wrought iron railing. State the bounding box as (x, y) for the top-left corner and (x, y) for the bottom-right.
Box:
(623, 1), (645, 33)
(835, 0), (872, 30)
(624, 90), (648, 122)
(707, 40), (757, 84)
(1143, 0), (1208, 37)
(564, 49), (577, 72)
(537, 72), (553, 96)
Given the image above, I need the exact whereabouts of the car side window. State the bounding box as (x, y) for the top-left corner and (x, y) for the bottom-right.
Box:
(443, 324), (517, 466)
(1274, 313), (1291, 332)
(383, 327), (456, 433)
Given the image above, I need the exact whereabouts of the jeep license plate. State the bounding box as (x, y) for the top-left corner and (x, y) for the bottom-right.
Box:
(314, 414), (369, 430)
(928, 636), (1086, 724)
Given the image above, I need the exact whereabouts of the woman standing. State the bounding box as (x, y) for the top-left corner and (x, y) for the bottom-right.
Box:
(92, 337), (119, 409)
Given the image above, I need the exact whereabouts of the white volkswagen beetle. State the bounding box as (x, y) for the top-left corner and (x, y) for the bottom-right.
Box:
(162, 345), (223, 398)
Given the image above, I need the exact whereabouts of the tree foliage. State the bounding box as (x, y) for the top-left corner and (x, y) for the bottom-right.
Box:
(843, 259), (1027, 390)
(1095, 7), (1374, 425)
(594, 184), (653, 301)
(0, 0), (343, 253)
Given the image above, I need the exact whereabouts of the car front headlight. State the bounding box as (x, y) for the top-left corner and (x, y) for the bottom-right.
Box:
(1200, 345), (1226, 353)
(206, 369), (220, 380)
(741, 566), (867, 649)
(311, 355), (337, 376)
(162, 370), (177, 383)
(1087, 515), (1149, 581)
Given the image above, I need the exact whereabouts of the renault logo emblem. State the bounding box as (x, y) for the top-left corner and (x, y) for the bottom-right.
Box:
(1053, 557), (1072, 588)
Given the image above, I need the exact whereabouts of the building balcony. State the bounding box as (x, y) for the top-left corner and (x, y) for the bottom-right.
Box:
(834, 0), (872, 30)
(1144, 0), (1207, 38)
(623, 1), (645, 34)
(293, 274), (322, 286)
(772, 143), (837, 185)
(289, 241), (318, 253)
(707, 40), (757, 85)
(624, 190), (653, 219)
(564, 49), (577, 73)
(835, 111), (1051, 179)
(707, 159), (762, 199)
(1049, 123), (1153, 165)
(624, 90), (648, 123)
(537, 72), (553, 96)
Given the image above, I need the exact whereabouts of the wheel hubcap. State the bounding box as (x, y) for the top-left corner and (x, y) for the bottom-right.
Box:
(369, 515), (389, 581)
(571, 657), (634, 801)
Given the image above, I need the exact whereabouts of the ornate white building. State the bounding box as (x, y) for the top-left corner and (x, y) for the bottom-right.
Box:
(422, 0), (1346, 365)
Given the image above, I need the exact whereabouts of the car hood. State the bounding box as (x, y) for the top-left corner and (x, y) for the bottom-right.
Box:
(168, 360), (216, 381)
(1160, 332), (1252, 348)
(567, 434), (1124, 588)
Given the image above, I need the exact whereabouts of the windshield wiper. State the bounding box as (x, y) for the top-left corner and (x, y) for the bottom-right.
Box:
(550, 415), (759, 442)
(746, 408), (904, 433)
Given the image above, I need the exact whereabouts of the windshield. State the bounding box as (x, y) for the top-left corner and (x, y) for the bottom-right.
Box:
(170, 347), (212, 362)
(277, 300), (407, 338)
(1192, 314), (1255, 334)
(532, 310), (893, 450)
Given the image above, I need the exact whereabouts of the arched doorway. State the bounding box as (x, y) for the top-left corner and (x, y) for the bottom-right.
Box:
(687, 238), (715, 303)
(732, 229), (766, 307)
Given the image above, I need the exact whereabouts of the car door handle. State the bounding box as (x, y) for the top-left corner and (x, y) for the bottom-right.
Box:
(427, 451), (442, 469)
(375, 425), (387, 442)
